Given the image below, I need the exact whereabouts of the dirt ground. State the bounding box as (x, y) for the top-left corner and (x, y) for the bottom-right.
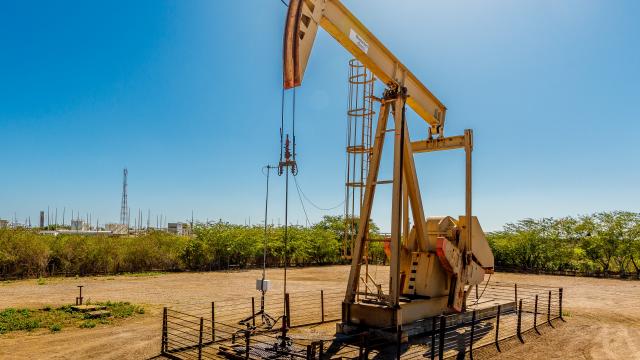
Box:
(0, 266), (639, 359)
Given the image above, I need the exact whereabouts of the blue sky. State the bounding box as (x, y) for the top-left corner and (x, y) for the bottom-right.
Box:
(1, 0), (638, 231)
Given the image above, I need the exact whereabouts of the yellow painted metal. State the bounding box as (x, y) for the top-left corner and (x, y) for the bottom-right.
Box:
(411, 135), (466, 153)
(283, 0), (447, 136)
(282, 0), (496, 329)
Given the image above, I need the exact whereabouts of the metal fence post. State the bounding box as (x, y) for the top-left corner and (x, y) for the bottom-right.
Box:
(469, 310), (476, 360)
(514, 283), (518, 304)
(306, 344), (313, 360)
(438, 315), (446, 360)
(495, 305), (501, 352)
(198, 317), (204, 360)
(320, 290), (325, 323)
(212, 301), (216, 342)
(161, 307), (168, 354)
(245, 329), (251, 360)
(516, 299), (524, 343)
(547, 291), (553, 328)
(559, 288), (565, 321)
(534, 295), (540, 335)
(396, 325), (402, 360)
(430, 316), (436, 360)
(285, 293), (291, 328)
(251, 297), (256, 327)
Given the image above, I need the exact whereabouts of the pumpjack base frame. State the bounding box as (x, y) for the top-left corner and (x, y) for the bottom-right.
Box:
(338, 298), (516, 339)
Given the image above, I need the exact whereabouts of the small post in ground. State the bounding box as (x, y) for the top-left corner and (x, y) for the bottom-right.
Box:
(438, 315), (446, 360)
(547, 291), (553, 328)
(306, 344), (313, 360)
(514, 283), (518, 305)
(559, 288), (565, 321)
(396, 325), (402, 360)
(76, 285), (84, 305)
(198, 317), (204, 360)
(320, 290), (325, 323)
(495, 305), (501, 352)
(245, 329), (251, 360)
(161, 307), (168, 354)
(516, 299), (524, 343)
(281, 310), (289, 346)
(469, 310), (476, 359)
(212, 301), (216, 342)
(285, 293), (291, 328)
(251, 297), (256, 327)
(534, 294), (540, 335)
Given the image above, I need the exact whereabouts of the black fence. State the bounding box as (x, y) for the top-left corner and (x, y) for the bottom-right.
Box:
(160, 283), (564, 359)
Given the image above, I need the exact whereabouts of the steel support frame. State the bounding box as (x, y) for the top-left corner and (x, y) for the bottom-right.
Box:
(342, 87), (475, 326)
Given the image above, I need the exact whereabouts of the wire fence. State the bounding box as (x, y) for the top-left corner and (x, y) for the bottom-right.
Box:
(160, 283), (564, 359)
(495, 265), (640, 280)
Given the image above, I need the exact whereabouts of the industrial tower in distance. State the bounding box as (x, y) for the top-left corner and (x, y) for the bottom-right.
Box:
(120, 168), (128, 226)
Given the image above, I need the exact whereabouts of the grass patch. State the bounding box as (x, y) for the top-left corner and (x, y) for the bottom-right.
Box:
(0, 301), (144, 335)
(36, 277), (46, 285)
(0, 309), (40, 333)
(80, 320), (96, 328)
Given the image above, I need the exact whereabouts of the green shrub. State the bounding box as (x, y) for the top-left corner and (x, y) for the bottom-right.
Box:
(80, 320), (96, 328)
(49, 323), (62, 332)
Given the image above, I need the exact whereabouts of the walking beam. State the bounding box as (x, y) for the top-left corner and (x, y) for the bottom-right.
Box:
(283, 0), (447, 136)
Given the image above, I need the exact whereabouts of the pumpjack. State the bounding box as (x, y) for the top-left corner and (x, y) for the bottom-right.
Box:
(283, 0), (495, 330)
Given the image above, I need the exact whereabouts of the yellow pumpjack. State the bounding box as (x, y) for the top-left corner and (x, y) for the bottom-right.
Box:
(282, 0), (494, 330)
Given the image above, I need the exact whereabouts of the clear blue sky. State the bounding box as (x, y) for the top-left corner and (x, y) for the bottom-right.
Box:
(1, 0), (638, 231)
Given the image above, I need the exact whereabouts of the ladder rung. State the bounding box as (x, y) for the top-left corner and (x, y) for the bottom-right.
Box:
(346, 145), (372, 154)
(346, 182), (365, 187)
